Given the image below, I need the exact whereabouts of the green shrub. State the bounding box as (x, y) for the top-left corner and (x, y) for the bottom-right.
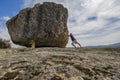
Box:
(0, 38), (11, 48)
(103, 48), (120, 52)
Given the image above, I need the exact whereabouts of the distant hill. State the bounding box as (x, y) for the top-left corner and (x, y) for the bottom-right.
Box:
(86, 42), (120, 48)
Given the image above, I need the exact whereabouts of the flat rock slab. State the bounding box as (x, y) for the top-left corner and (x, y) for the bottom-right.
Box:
(0, 48), (120, 80)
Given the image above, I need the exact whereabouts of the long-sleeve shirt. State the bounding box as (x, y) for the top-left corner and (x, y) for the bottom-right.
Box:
(70, 34), (76, 41)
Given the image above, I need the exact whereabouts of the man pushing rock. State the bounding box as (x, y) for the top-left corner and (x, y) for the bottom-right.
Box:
(69, 33), (82, 48)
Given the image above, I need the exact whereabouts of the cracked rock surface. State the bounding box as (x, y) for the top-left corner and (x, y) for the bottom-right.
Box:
(0, 48), (120, 80)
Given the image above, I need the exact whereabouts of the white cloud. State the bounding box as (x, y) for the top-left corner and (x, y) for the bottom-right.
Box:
(0, 27), (10, 40)
(22, 0), (120, 47)
(0, 16), (10, 21)
(0, 16), (10, 40)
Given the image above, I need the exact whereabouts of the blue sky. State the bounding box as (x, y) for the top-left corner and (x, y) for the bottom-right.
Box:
(0, 0), (120, 47)
(0, 0), (23, 41)
(0, 0), (23, 18)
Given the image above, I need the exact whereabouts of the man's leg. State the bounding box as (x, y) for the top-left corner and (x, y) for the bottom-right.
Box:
(77, 42), (82, 47)
(72, 42), (76, 48)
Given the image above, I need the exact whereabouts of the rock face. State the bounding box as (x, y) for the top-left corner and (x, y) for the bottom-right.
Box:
(0, 48), (120, 80)
(6, 2), (68, 48)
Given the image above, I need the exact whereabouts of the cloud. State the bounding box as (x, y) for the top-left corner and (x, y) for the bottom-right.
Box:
(2, 16), (10, 21)
(22, 0), (120, 46)
(0, 27), (10, 40)
(0, 16), (10, 21)
(0, 16), (10, 40)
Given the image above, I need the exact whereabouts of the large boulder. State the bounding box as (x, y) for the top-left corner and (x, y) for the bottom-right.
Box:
(6, 2), (68, 48)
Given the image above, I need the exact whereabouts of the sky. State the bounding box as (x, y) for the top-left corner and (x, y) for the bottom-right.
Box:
(0, 0), (120, 47)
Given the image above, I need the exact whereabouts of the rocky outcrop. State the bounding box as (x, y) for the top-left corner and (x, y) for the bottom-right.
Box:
(0, 48), (120, 80)
(6, 2), (68, 48)
(0, 38), (10, 48)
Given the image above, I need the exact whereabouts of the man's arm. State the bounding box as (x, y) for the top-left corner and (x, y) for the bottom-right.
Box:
(67, 33), (71, 37)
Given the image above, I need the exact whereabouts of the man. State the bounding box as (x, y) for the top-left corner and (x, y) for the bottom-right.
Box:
(69, 33), (82, 48)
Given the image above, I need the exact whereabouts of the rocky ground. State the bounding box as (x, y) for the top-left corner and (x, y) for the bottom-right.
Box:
(0, 48), (120, 80)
